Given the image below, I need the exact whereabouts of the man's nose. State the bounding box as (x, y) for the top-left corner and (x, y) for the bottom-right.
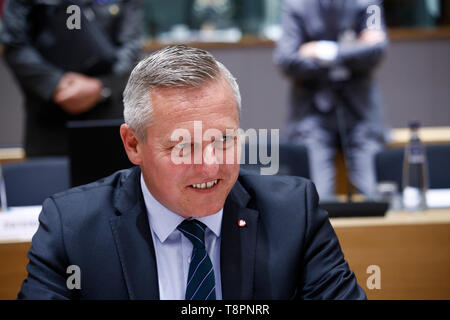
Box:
(199, 144), (220, 175)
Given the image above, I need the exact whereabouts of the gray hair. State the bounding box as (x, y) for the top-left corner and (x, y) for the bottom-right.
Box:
(123, 45), (241, 141)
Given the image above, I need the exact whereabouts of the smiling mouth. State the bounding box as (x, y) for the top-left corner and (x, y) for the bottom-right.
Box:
(190, 179), (219, 190)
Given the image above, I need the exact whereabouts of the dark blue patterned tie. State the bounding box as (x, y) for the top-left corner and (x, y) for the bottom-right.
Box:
(177, 219), (216, 300)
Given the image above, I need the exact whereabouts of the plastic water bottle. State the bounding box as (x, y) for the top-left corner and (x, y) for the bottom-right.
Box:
(402, 121), (428, 212)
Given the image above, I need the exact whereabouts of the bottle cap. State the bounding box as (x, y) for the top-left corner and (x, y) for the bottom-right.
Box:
(409, 121), (420, 130)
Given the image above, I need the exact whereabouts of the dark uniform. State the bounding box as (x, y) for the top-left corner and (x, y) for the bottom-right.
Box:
(1, 0), (143, 156)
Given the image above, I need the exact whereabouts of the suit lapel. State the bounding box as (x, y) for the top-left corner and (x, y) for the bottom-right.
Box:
(220, 179), (259, 300)
(109, 167), (160, 300)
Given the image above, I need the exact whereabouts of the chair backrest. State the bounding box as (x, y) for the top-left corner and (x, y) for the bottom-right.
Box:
(240, 142), (310, 178)
(2, 157), (70, 206)
(375, 144), (450, 189)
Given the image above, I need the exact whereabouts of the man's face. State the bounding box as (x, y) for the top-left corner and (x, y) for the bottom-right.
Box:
(137, 78), (240, 218)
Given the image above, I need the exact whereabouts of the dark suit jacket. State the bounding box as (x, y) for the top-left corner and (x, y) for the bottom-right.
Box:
(18, 166), (366, 299)
(274, 0), (387, 127)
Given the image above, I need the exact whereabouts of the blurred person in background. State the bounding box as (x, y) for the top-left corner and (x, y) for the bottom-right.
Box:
(274, 0), (388, 199)
(0, 0), (143, 156)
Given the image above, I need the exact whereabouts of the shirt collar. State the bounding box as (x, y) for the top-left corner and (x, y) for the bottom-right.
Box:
(140, 173), (223, 243)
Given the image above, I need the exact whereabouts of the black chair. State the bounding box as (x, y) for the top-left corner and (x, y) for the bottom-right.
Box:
(240, 142), (310, 178)
(2, 157), (70, 206)
(67, 119), (133, 187)
(375, 144), (450, 189)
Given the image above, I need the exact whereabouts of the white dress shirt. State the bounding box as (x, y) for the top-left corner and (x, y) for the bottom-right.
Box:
(140, 174), (223, 300)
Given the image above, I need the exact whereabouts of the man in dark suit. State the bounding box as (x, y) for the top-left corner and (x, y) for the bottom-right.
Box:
(18, 45), (366, 300)
(274, 0), (388, 199)
(1, 0), (142, 156)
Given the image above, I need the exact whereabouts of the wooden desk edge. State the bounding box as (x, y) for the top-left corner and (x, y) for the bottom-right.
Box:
(0, 148), (26, 164)
(0, 239), (33, 245)
(1, 26), (450, 56)
(389, 127), (450, 147)
(330, 209), (450, 228)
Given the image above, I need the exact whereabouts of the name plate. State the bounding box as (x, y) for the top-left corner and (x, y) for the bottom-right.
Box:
(0, 206), (41, 242)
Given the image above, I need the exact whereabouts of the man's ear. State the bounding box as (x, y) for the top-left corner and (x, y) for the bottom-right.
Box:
(120, 123), (142, 165)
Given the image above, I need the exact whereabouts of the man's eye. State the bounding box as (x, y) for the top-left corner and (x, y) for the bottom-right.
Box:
(174, 143), (189, 150)
(217, 136), (234, 142)
(173, 143), (193, 156)
(215, 136), (235, 149)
